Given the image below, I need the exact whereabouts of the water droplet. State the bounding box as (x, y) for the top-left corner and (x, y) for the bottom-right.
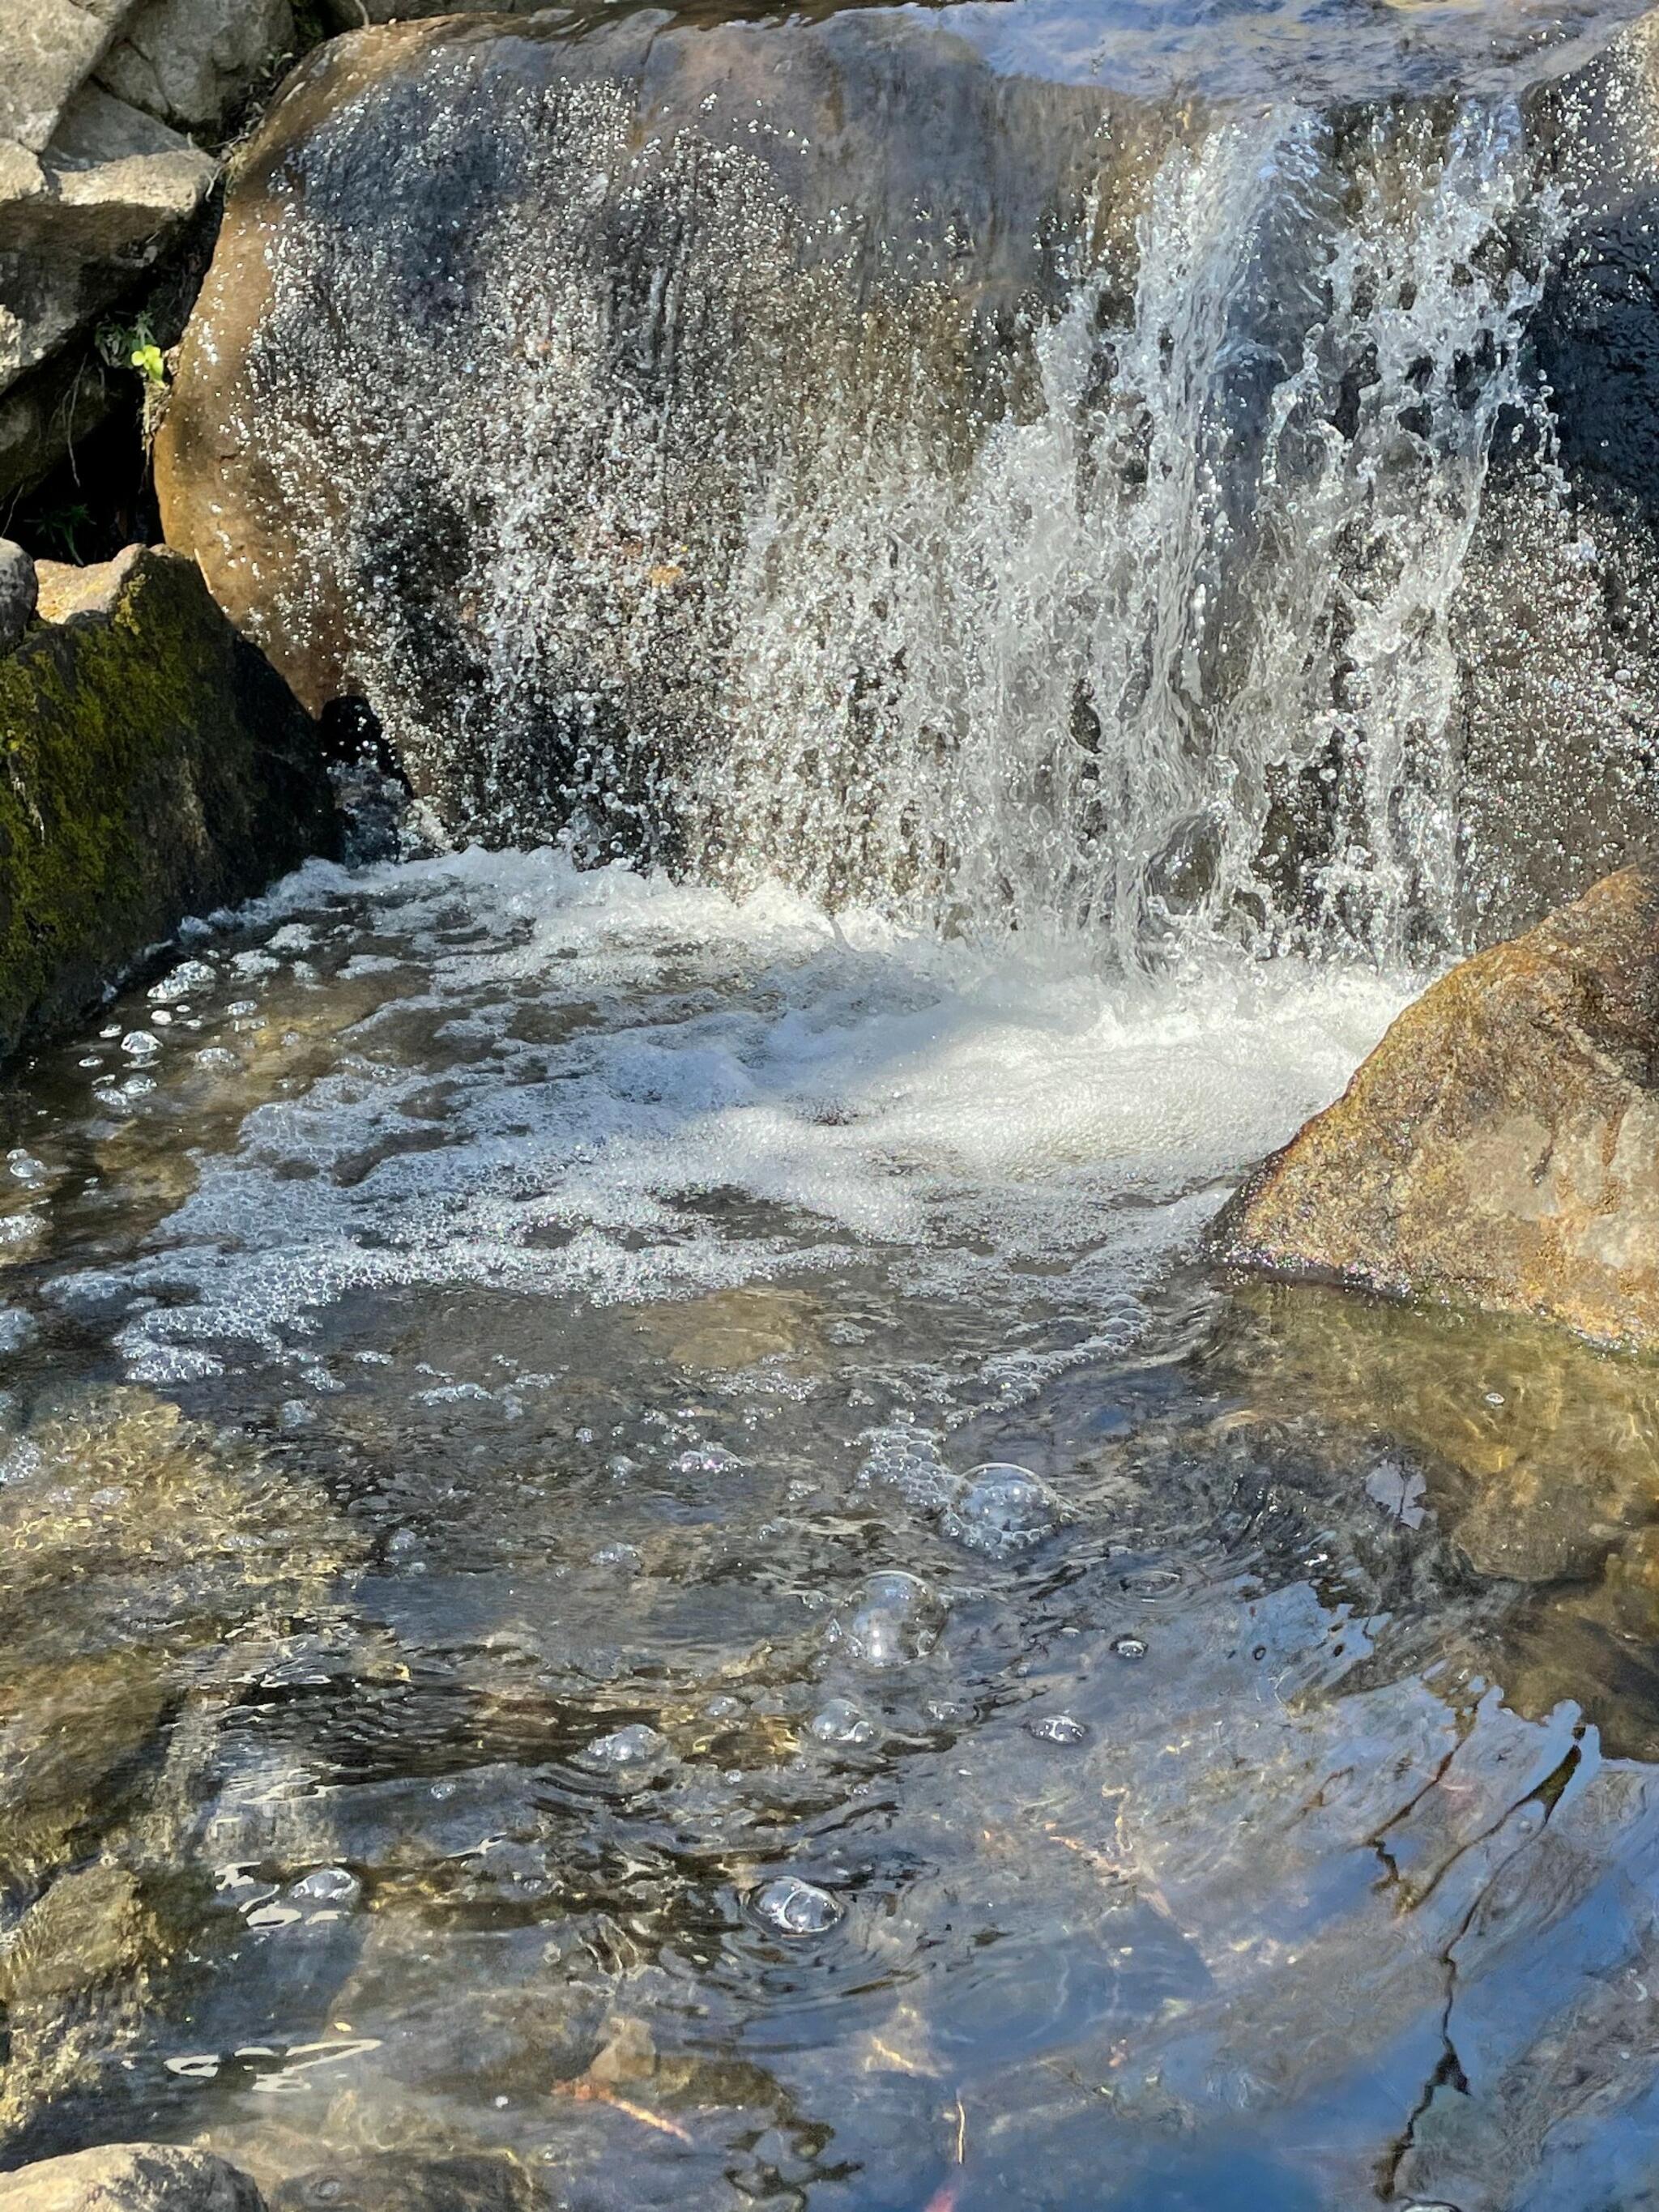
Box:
(1112, 1634), (1147, 1661)
(941, 1463), (1061, 1557)
(748, 1874), (844, 1938)
(829, 1571), (945, 1668)
(811, 1696), (875, 1746)
(1026, 1713), (1090, 1746)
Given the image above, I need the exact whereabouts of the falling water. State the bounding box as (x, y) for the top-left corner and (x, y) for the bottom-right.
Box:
(697, 101), (1556, 965)
(199, 9), (1640, 969)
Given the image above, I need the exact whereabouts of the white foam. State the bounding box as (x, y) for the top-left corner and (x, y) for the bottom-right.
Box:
(75, 849), (1412, 1387)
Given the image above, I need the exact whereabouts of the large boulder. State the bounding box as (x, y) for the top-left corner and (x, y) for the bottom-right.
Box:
(0, 2147), (266, 2212)
(152, 5), (1659, 942)
(1213, 867), (1659, 1350)
(0, 542), (339, 1058)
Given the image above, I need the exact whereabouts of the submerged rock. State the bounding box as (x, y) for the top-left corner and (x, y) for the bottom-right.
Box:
(0, 544), (338, 1060)
(1213, 868), (1659, 1350)
(0, 2146), (266, 2212)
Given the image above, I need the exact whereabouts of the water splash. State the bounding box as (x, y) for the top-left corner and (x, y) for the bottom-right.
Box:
(228, 20), (1581, 965)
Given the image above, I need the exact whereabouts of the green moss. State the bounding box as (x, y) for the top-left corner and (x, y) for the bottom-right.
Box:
(0, 551), (338, 1058)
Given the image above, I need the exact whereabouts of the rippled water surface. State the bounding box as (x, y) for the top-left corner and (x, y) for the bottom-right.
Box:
(3, 851), (1659, 2210)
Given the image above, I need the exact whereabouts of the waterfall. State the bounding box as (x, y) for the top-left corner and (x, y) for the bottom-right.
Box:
(166, 9), (1654, 968)
(694, 102), (1555, 966)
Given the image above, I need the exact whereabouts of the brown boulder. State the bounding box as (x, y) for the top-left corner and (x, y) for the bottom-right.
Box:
(1212, 867), (1659, 1350)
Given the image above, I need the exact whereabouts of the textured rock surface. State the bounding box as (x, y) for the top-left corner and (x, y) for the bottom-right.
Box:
(0, 0), (302, 501)
(1213, 867), (1659, 1349)
(0, 540), (40, 652)
(152, 10), (1172, 832)
(0, 2147), (267, 2212)
(0, 543), (338, 1059)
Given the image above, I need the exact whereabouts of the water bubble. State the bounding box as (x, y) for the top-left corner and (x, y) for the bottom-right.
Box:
(1120, 1566), (1182, 1600)
(593, 1541), (642, 1571)
(288, 1866), (361, 1909)
(6, 1151), (47, 1185)
(748, 1874), (845, 1938)
(829, 1571), (945, 1668)
(1112, 1634), (1148, 1661)
(810, 1696), (875, 1747)
(578, 1722), (667, 1776)
(941, 1463), (1062, 1558)
(151, 959), (217, 1004)
(120, 1031), (161, 1061)
(672, 1444), (744, 1475)
(1026, 1713), (1090, 1747)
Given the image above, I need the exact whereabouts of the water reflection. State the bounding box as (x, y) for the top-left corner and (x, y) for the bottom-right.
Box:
(0, 860), (1656, 2208)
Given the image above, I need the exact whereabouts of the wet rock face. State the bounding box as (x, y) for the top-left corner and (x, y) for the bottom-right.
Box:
(152, 4), (1659, 946)
(1213, 867), (1659, 1349)
(0, 2146), (267, 2212)
(154, 9), (1140, 853)
(0, 543), (339, 1060)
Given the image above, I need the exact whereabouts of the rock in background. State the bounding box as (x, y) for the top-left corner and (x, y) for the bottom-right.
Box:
(0, 539), (339, 1058)
(0, 0), (303, 505)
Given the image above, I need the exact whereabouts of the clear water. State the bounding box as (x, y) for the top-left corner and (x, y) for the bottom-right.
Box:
(4, 853), (1659, 2211)
(21, 0), (1659, 2199)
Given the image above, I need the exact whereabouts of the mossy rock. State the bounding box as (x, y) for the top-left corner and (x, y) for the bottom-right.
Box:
(0, 543), (339, 1058)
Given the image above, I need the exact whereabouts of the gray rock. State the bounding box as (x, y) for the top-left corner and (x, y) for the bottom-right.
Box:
(0, 2145), (267, 2212)
(269, 2154), (535, 2212)
(0, 541), (38, 654)
(97, 0), (296, 136)
(0, 0), (309, 502)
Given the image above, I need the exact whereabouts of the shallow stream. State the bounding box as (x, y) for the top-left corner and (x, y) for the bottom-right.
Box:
(3, 850), (1659, 2210)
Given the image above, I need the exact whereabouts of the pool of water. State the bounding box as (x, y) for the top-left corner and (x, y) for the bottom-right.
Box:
(2, 847), (1659, 2210)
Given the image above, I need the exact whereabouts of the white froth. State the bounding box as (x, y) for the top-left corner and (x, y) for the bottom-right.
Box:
(71, 850), (1412, 1386)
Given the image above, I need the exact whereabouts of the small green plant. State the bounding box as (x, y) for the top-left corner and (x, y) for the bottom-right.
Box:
(95, 313), (173, 445)
(32, 503), (92, 563)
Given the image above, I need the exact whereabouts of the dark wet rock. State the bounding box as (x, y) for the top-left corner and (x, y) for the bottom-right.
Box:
(269, 2154), (535, 2212)
(1213, 869), (1659, 1350)
(0, 543), (338, 1060)
(0, 2146), (266, 2212)
(0, 541), (39, 654)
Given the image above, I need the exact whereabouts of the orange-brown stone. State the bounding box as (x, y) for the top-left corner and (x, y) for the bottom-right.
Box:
(1213, 867), (1659, 1350)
